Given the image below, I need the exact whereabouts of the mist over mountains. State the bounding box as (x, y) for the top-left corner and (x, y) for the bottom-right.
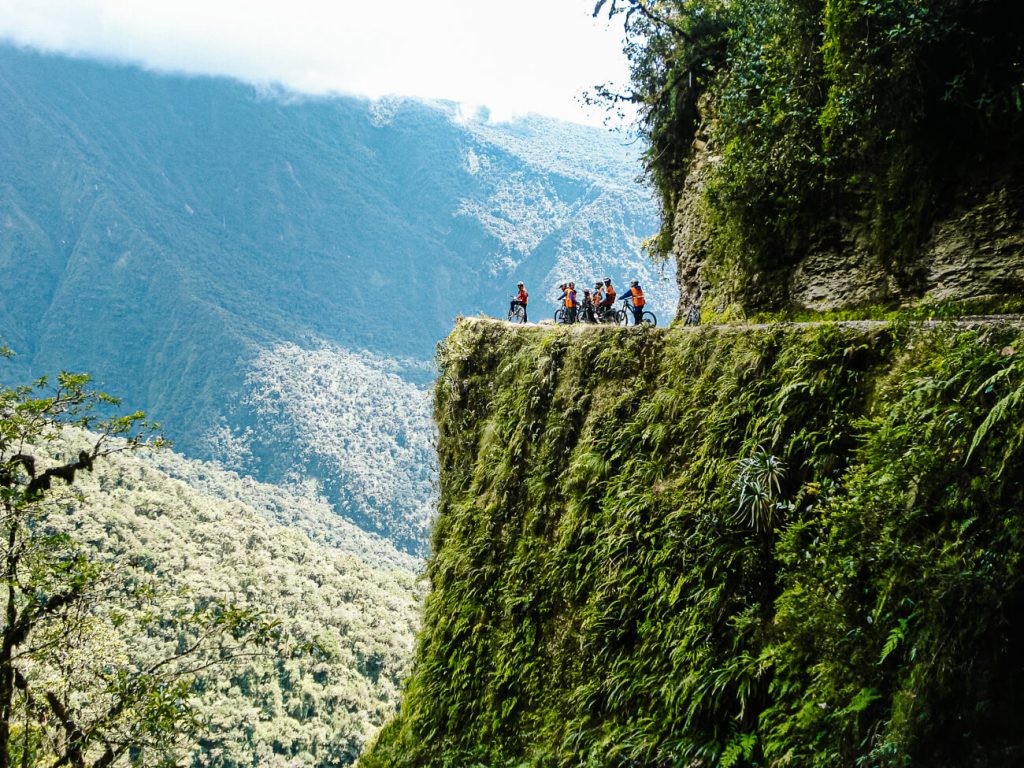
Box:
(0, 45), (672, 549)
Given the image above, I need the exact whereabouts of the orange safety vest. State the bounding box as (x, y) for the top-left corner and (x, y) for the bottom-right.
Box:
(593, 289), (603, 305)
(565, 289), (577, 308)
(603, 287), (616, 304)
(628, 286), (645, 307)
(517, 289), (528, 304)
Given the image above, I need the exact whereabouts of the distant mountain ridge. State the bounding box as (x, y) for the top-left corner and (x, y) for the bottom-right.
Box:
(0, 45), (672, 549)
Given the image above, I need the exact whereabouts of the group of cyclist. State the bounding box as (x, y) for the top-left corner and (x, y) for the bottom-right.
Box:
(508, 277), (650, 326)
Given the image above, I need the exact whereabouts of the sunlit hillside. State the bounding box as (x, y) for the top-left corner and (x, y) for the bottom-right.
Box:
(0, 45), (672, 549)
(47, 432), (421, 767)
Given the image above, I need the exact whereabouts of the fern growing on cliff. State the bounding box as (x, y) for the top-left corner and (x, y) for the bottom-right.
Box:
(361, 318), (1024, 768)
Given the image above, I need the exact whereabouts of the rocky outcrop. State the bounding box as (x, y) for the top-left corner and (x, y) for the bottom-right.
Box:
(672, 146), (1024, 315)
(923, 181), (1024, 301)
(671, 133), (718, 315)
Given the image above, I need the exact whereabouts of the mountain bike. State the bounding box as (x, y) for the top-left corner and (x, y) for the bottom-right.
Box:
(507, 296), (527, 323)
(579, 300), (599, 324)
(593, 303), (619, 324)
(554, 303), (580, 324)
(618, 299), (657, 327)
(684, 303), (701, 327)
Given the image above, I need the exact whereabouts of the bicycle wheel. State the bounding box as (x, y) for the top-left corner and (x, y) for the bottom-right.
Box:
(641, 311), (657, 327)
(508, 304), (526, 323)
(617, 307), (629, 326)
(554, 308), (565, 324)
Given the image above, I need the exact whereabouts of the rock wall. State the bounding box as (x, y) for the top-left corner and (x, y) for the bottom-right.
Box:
(672, 144), (1024, 316)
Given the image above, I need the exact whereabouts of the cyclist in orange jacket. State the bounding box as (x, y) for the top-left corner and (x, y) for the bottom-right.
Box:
(601, 277), (617, 310)
(509, 281), (529, 322)
(565, 281), (579, 323)
(556, 283), (568, 323)
(624, 280), (645, 325)
(593, 278), (612, 321)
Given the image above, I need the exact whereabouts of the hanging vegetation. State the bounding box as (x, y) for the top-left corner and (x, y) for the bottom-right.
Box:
(361, 318), (1024, 767)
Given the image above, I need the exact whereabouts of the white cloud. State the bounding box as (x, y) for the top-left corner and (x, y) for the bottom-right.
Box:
(0, 0), (632, 124)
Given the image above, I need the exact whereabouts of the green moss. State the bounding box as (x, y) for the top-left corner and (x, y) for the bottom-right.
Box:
(361, 319), (1024, 767)
(733, 296), (1024, 326)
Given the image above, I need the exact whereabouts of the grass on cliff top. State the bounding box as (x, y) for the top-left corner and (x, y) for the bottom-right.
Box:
(362, 319), (1024, 768)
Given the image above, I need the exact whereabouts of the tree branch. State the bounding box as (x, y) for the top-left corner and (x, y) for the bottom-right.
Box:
(43, 691), (87, 768)
(25, 451), (94, 498)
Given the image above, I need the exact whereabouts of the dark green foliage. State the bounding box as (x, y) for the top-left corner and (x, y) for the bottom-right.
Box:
(361, 319), (1024, 766)
(592, 1), (732, 249)
(606, 0), (1024, 304)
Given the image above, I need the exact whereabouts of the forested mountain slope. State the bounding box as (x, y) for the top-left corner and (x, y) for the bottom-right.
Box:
(0, 45), (671, 549)
(48, 431), (421, 767)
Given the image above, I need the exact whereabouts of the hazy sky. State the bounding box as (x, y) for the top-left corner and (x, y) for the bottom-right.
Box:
(0, 0), (632, 125)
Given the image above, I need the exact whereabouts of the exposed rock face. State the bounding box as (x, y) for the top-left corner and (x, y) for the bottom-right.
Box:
(786, 236), (896, 310)
(922, 182), (1024, 302)
(672, 141), (1024, 314)
(671, 134), (717, 315)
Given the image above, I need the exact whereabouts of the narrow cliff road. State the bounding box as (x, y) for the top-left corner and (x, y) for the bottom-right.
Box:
(465, 313), (1024, 333)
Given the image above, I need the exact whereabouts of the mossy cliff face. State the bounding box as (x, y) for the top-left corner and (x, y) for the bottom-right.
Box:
(674, 138), (1024, 317)
(362, 318), (1024, 767)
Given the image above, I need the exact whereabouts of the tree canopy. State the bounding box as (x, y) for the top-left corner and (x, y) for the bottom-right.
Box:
(0, 358), (282, 767)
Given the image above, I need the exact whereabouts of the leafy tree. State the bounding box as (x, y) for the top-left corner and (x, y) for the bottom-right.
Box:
(597, 0), (1024, 300)
(0, 350), (281, 767)
(591, 0), (733, 253)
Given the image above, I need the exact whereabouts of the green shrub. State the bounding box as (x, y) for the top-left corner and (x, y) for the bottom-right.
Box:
(602, 0), (1024, 305)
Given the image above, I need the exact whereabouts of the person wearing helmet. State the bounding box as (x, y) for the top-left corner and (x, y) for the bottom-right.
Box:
(592, 281), (604, 309)
(601, 277), (617, 310)
(565, 281), (579, 323)
(509, 281), (529, 322)
(556, 283), (570, 323)
(596, 277), (616, 322)
(625, 280), (646, 325)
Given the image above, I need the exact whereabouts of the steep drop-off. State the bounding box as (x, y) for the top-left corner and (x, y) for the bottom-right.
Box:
(362, 318), (1024, 767)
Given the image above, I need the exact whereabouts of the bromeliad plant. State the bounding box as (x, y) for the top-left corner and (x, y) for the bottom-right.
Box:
(730, 447), (786, 532)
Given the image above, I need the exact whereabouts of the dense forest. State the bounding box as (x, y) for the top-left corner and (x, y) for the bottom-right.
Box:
(0, 359), (420, 767)
(600, 0), (1024, 311)
(0, 45), (670, 553)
